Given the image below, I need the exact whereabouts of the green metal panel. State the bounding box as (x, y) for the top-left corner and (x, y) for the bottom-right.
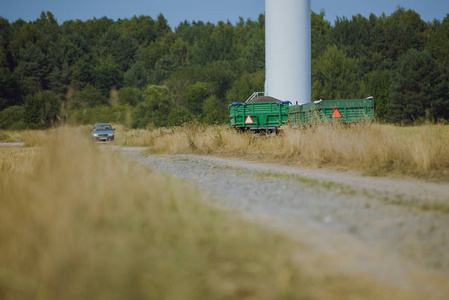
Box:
(288, 99), (374, 126)
(229, 102), (289, 130)
(230, 98), (375, 129)
(288, 105), (302, 126)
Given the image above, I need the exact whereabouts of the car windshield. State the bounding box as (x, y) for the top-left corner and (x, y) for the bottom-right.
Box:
(94, 125), (112, 131)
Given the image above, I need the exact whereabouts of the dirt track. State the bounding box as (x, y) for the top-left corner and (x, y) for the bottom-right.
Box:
(118, 147), (449, 299)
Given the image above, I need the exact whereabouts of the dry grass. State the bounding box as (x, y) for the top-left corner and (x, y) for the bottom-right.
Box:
(114, 124), (158, 146)
(3, 122), (448, 179)
(0, 146), (43, 175)
(136, 123), (449, 180)
(0, 127), (421, 300)
(0, 130), (24, 143)
(1, 128), (293, 299)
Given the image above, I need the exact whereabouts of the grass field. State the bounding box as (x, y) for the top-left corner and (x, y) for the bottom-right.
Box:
(102, 122), (449, 180)
(2, 123), (449, 180)
(0, 127), (420, 300)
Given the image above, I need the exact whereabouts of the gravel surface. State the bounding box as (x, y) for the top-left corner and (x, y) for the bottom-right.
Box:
(117, 147), (449, 297)
(0, 142), (25, 146)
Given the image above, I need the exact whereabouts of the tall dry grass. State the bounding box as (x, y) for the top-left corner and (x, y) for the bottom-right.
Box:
(139, 123), (449, 179)
(279, 124), (449, 176)
(0, 129), (48, 174)
(0, 129), (50, 146)
(0, 131), (22, 143)
(0, 128), (429, 299)
(2, 128), (300, 299)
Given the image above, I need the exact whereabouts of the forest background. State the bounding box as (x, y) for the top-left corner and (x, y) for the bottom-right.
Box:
(0, 8), (448, 129)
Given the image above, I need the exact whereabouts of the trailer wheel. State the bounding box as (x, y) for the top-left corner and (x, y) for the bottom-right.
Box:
(236, 127), (248, 134)
(268, 129), (277, 137)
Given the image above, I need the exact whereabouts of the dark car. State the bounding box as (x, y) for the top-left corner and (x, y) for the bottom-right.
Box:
(92, 123), (115, 142)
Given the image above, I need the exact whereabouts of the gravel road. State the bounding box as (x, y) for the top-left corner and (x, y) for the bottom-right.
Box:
(0, 142), (25, 146)
(118, 147), (449, 298)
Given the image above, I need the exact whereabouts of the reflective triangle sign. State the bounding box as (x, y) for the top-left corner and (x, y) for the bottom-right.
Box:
(331, 108), (342, 119)
(245, 115), (254, 124)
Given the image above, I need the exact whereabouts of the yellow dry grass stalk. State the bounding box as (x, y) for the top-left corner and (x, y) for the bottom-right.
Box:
(0, 146), (43, 175)
(139, 123), (449, 179)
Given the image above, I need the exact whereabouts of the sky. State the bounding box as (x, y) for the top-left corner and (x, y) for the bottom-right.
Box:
(0, 0), (448, 27)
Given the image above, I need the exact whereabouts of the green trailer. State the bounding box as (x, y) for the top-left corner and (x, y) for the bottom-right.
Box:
(228, 94), (375, 134)
(228, 97), (290, 134)
(289, 98), (375, 126)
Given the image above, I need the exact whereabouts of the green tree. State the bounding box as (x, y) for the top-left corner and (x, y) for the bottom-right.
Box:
(0, 17), (12, 55)
(155, 14), (171, 35)
(387, 49), (449, 123)
(185, 82), (209, 115)
(3, 9), (449, 128)
(60, 23), (89, 65)
(14, 42), (48, 94)
(190, 23), (216, 65)
(169, 37), (189, 67)
(202, 95), (227, 124)
(35, 11), (62, 71)
(199, 61), (236, 99)
(118, 86), (141, 106)
(132, 85), (174, 128)
(166, 105), (192, 126)
(329, 14), (372, 58)
(361, 69), (391, 120)
(150, 55), (175, 83)
(225, 70), (264, 103)
(312, 45), (360, 100)
(99, 25), (138, 71)
(210, 21), (236, 62)
(426, 15), (449, 77)
(92, 56), (122, 96)
(0, 47), (18, 109)
(69, 58), (93, 88)
(114, 34), (138, 71)
(84, 16), (114, 42)
(376, 8), (423, 64)
(387, 7), (428, 46)
(142, 84), (174, 104)
(311, 10), (330, 58)
(8, 22), (39, 61)
(0, 105), (25, 129)
(48, 63), (70, 95)
(241, 32), (265, 72)
(123, 62), (149, 88)
(76, 84), (106, 108)
(311, 10), (330, 37)
(23, 90), (60, 128)
(177, 20), (211, 46)
(120, 15), (156, 46)
(136, 42), (165, 71)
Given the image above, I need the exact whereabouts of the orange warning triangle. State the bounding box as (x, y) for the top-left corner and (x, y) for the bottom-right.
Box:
(245, 115), (254, 124)
(331, 108), (342, 119)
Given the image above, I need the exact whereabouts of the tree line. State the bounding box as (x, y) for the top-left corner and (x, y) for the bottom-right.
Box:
(0, 8), (448, 129)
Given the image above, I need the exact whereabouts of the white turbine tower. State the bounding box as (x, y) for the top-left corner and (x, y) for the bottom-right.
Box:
(265, 0), (311, 104)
